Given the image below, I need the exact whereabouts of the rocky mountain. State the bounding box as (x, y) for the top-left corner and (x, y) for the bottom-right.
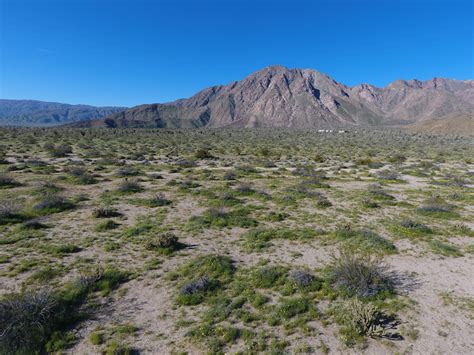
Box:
(0, 99), (127, 126)
(78, 66), (473, 131)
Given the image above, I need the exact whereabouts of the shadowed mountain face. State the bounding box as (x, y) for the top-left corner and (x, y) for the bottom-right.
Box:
(80, 66), (473, 130)
(0, 100), (127, 126)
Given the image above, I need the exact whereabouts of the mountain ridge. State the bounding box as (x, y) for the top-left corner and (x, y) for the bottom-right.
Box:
(77, 65), (472, 131)
(0, 99), (127, 126)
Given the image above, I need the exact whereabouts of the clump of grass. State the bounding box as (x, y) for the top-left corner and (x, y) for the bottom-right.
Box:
(277, 297), (310, 319)
(189, 207), (257, 229)
(94, 220), (120, 232)
(328, 249), (394, 298)
(334, 225), (396, 254)
(399, 219), (432, 235)
(251, 266), (287, 288)
(41, 243), (81, 256)
(243, 228), (318, 251)
(171, 255), (235, 305)
(416, 198), (458, 218)
(66, 167), (97, 184)
(428, 240), (463, 257)
(367, 184), (395, 201)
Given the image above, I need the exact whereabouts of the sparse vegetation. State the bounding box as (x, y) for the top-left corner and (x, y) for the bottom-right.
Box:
(0, 127), (471, 354)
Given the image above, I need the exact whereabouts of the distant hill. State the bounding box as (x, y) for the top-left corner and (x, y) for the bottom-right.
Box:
(0, 99), (127, 126)
(76, 65), (473, 133)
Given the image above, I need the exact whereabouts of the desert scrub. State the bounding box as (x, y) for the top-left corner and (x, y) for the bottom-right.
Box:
(330, 298), (394, 346)
(333, 225), (396, 254)
(92, 205), (120, 218)
(40, 243), (81, 256)
(242, 228), (319, 251)
(94, 220), (120, 232)
(116, 179), (143, 194)
(65, 166), (97, 184)
(428, 239), (463, 257)
(416, 197), (459, 219)
(0, 265), (128, 353)
(170, 255), (235, 305)
(145, 192), (171, 207)
(32, 193), (75, 215)
(0, 174), (21, 188)
(188, 207), (258, 230)
(0, 200), (26, 225)
(326, 249), (395, 299)
(143, 232), (184, 254)
(391, 219), (433, 239)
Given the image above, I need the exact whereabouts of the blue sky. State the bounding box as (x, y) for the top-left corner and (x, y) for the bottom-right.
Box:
(1, 0), (472, 107)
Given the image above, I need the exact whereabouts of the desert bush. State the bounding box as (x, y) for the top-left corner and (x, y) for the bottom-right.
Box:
(329, 249), (394, 298)
(116, 166), (141, 177)
(289, 270), (314, 287)
(94, 220), (120, 232)
(66, 167), (96, 184)
(334, 225), (396, 254)
(148, 193), (171, 207)
(0, 201), (23, 224)
(399, 219), (432, 234)
(144, 232), (182, 254)
(0, 290), (56, 353)
(334, 298), (387, 346)
(376, 170), (401, 181)
(116, 179), (143, 193)
(277, 297), (310, 319)
(195, 147), (214, 159)
(92, 205), (120, 218)
(416, 197), (457, 218)
(173, 255), (234, 305)
(0, 174), (20, 188)
(367, 184), (395, 201)
(235, 183), (254, 194)
(223, 171), (236, 180)
(189, 207), (257, 229)
(33, 193), (75, 214)
(45, 143), (73, 158)
(180, 276), (211, 296)
(251, 266), (287, 288)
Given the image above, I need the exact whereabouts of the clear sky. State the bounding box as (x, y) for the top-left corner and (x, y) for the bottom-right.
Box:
(1, 0), (472, 107)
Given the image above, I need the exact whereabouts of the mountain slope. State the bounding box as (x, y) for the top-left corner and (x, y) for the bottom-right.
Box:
(0, 99), (127, 126)
(80, 66), (473, 131)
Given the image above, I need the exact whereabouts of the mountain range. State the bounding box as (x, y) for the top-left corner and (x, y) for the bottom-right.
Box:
(0, 99), (126, 126)
(1, 66), (472, 133)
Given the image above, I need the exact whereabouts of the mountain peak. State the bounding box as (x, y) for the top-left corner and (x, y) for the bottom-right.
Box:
(66, 66), (473, 131)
